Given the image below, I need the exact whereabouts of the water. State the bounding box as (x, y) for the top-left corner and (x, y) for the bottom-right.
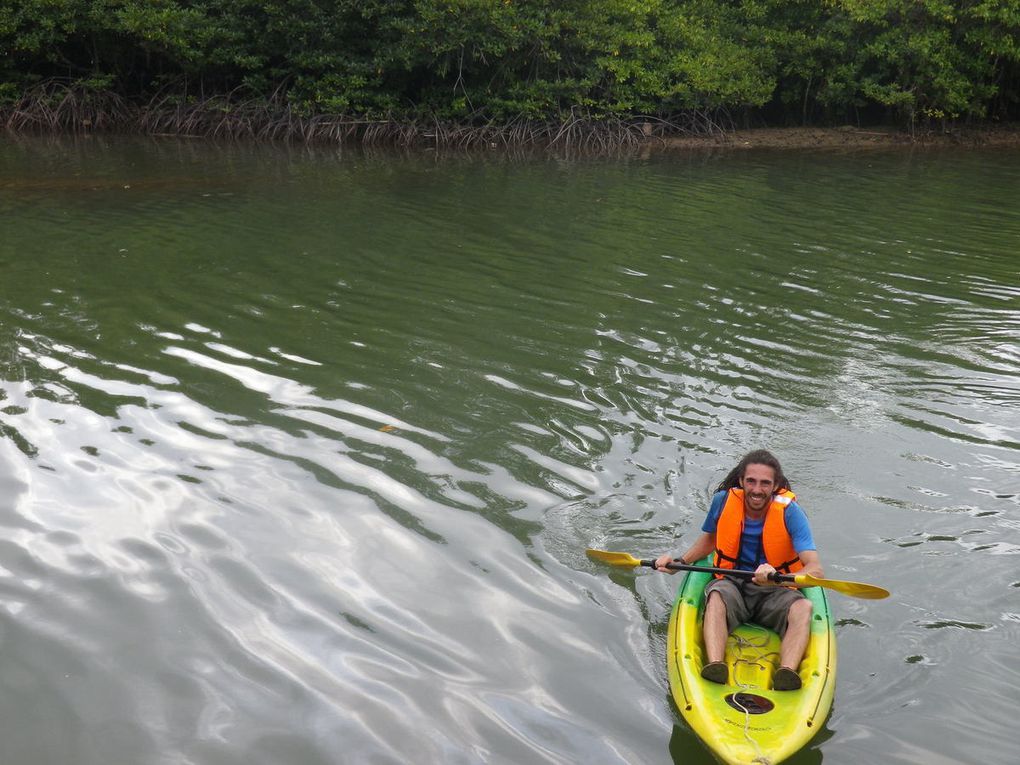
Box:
(1, 135), (1018, 765)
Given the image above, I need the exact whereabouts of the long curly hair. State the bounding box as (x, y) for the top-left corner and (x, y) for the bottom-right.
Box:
(715, 450), (791, 493)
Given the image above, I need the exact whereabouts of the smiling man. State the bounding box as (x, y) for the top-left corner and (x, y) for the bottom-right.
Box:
(654, 450), (823, 691)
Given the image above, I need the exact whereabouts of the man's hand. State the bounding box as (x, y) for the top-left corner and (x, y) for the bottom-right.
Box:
(753, 563), (777, 585)
(654, 553), (678, 573)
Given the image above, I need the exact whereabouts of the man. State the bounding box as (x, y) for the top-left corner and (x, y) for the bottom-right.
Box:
(654, 449), (822, 691)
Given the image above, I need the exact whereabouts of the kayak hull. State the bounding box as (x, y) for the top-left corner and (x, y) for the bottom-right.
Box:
(666, 565), (836, 765)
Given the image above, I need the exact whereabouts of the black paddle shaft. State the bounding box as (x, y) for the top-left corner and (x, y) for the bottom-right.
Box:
(638, 558), (795, 585)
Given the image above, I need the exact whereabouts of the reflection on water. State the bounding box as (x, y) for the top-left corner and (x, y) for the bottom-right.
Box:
(1, 136), (1019, 764)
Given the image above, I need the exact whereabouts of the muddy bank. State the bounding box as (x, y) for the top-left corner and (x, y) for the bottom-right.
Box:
(658, 125), (1020, 151)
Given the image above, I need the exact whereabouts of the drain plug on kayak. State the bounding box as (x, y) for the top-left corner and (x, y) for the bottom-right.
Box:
(724, 693), (774, 714)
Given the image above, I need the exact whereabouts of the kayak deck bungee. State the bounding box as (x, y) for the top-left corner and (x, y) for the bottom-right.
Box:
(667, 562), (836, 765)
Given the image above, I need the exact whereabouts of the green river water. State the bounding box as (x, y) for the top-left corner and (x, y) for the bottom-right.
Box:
(1, 135), (1018, 765)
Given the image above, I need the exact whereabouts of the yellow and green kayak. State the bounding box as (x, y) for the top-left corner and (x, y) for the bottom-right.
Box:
(667, 564), (836, 765)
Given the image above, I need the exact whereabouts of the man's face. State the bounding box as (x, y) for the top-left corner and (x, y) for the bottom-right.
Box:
(739, 463), (777, 513)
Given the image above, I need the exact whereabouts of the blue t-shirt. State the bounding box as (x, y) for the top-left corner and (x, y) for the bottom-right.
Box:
(702, 489), (815, 571)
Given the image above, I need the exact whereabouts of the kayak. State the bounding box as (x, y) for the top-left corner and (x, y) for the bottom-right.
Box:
(666, 561), (836, 765)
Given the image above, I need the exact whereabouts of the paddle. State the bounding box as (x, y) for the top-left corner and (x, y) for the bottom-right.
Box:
(586, 548), (890, 600)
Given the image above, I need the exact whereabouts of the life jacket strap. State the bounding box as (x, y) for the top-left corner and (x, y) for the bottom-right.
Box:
(714, 548), (739, 566)
(774, 555), (801, 574)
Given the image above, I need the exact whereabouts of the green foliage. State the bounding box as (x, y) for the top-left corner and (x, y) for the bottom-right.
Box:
(828, 0), (992, 121)
(1, 0), (1018, 127)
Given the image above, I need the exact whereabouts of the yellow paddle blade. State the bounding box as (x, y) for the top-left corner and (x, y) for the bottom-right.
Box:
(794, 573), (890, 600)
(585, 548), (643, 568)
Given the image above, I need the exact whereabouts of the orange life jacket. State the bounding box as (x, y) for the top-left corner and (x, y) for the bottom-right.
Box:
(713, 488), (804, 578)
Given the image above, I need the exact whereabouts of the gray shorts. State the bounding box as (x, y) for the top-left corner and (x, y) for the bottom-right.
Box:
(704, 577), (808, 637)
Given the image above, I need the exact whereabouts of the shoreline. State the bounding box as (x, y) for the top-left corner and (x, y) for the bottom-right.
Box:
(656, 124), (1020, 151)
(5, 120), (1020, 153)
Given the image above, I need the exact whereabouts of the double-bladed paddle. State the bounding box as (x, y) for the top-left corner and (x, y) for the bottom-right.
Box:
(586, 548), (890, 600)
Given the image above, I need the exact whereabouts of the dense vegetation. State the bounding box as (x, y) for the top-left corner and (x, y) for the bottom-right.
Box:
(2, 0), (1019, 142)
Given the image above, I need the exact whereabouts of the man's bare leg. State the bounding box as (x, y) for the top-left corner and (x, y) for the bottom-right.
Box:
(703, 591), (729, 664)
(779, 597), (813, 670)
